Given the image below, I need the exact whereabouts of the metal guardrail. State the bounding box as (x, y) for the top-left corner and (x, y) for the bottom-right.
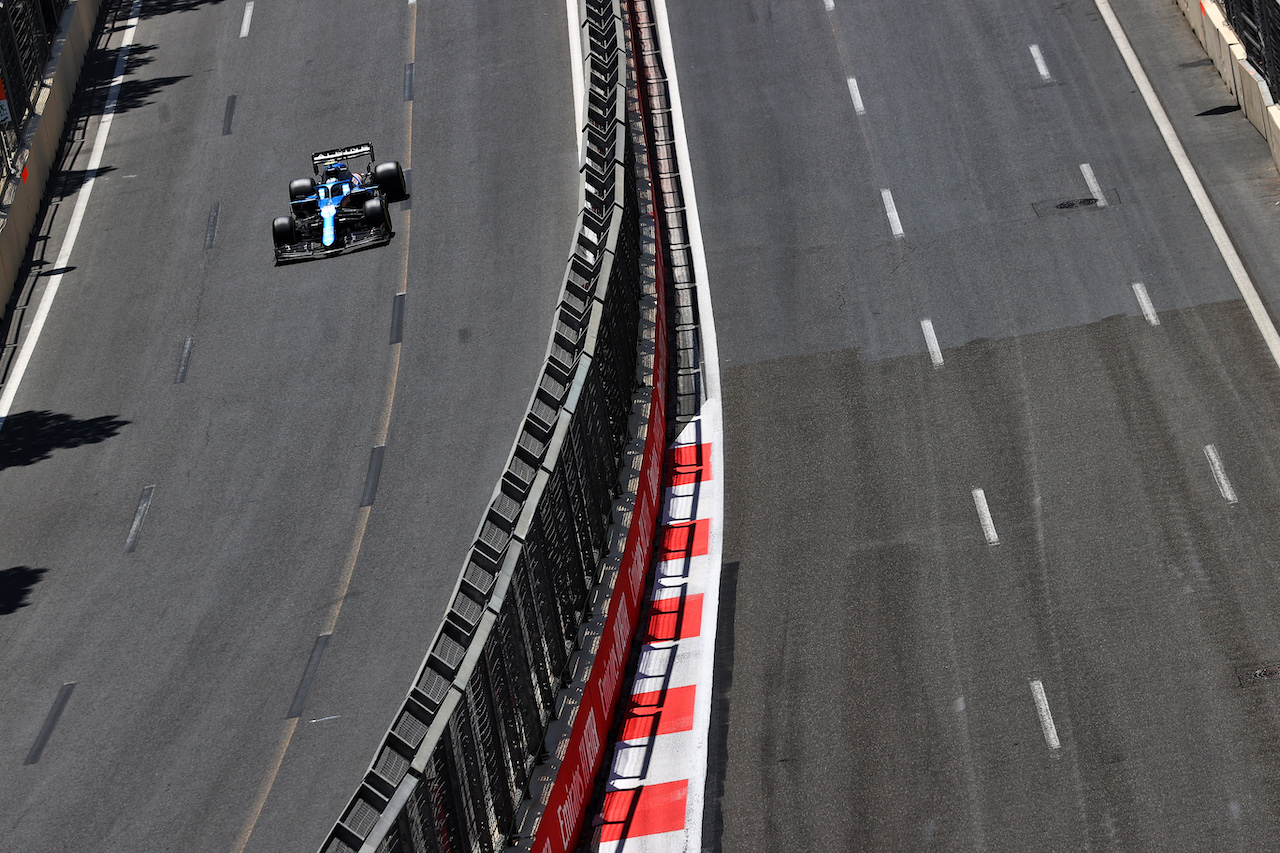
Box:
(314, 0), (649, 849)
(1222, 0), (1280, 95)
(0, 0), (67, 175)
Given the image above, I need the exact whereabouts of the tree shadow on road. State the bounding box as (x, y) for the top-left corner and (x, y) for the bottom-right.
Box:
(0, 566), (47, 614)
(0, 411), (130, 470)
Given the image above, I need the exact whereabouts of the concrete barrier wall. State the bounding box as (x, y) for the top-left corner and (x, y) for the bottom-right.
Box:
(1174, 0), (1280, 180)
(0, 0), (102, 312)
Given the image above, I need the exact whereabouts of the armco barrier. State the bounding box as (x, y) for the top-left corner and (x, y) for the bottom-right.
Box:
(0, 0), (100, 333)
(312, 0), (663, 849)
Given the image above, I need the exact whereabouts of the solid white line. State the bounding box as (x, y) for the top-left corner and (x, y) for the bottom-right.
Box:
(0, 0), (144, 426)
(1091, 0), (1280, 373)
(1132, 282), (1159, 325)
(1204, 444), (1239, 503)
(972, 488), (999, 545)
(650, 0), (726, 848)
(1029, 44), (1052, 81)
(921, 319), (944, 367)
(239, 1), (253, 37)
(1030, 680), (1061, 750)
(1079, 163), (1108, 207)
(566, 0), (585, 164)
(881, 188), (903, 238)
(847, 77), (865, 116)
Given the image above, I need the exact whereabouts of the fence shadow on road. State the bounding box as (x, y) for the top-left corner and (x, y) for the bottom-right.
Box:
(0, 410), (129, 469)
(0, 565), (47, 614)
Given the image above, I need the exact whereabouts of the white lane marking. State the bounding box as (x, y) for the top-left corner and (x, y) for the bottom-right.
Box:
(823, 0), (834, 9)
(650, 0), (727, 847)
(239, 1), (253, 37)
(1079, 162), (1108, 207)
(972, 488), (999, 545)
(1204, 444), (1239, 503)
(847, 77), (865, 115)
(881, 188), (903, 238)
(1132, 282), (1159, 325)
(921, 318), (944, 367)
(125, 484), (155, 553)
(0, 0), (144, 426)
(566, 0), (585, 164)
(1029, 44), (1052, 81)
(308, 714), (341, 723)
(1030, 680), (1061, 750)
(1091, 0), (1280, 373)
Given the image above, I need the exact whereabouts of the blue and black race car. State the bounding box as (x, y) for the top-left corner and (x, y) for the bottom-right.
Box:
(272, 144), (408, 263)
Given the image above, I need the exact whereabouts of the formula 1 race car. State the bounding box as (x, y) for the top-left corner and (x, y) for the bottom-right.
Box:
(272, 144), (408, 263)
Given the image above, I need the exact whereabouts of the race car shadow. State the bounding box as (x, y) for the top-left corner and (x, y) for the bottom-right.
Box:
(0, 566), (46, 615)
(0, 410), (130, 470)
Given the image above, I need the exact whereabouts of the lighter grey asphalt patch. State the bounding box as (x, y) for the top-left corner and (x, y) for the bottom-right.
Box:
(404, 63), (414, 102)
(204, 202), (220, 249)
(175, 337), (194, 383)
(24, 683), (75, 765)
(287, 634), (330, 719)
(222, 95), (236, 136)
(361, 445), (385, 507)
(391, 293), (405, 344)
(124, 485), (155, 553)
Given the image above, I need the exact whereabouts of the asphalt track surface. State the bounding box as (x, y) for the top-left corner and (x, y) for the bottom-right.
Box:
(670, 0), (1280, 849)
(0, 1), (575, 851)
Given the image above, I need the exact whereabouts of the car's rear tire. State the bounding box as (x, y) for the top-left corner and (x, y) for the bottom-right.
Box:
(363, 198), (387, 227)
(289, 178), (316, 201)
(372, 161), (406, 201)
(272, 216), (296, 246)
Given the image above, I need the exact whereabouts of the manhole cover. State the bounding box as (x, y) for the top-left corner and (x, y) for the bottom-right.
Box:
(1056, 198), (1099, 210)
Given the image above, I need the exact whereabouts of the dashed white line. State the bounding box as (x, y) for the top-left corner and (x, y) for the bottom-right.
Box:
(1080, 163), (1108, 207)
(881, 188), (903, 238)
(1132, 282), (1159, 325)
(1204, 444), (1239, 504)
(921, 319), (943, 367)
(972, 488), (999, 545)
(823, 0), (834, 10)
(1092, 0), (1280, 374)
(1029, 44), (1052, 81)
(239, 1), (254, 37)
(847, 77), (865, 115)
(1030, 680), (1061, 750)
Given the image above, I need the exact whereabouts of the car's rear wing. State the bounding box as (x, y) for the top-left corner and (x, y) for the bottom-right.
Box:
(312, 144), (374, 174)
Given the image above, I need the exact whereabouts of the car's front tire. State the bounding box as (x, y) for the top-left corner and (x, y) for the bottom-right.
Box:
(372, 161), (406, 202)
(272, 216), (296, 246)
(363, 198), (388, 228)
(289, 178), (316, 201)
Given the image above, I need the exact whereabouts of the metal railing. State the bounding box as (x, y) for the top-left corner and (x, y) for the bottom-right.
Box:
(313, 0), (651, 849)
(1221, 0), (1280, 95)
(0, 0), (67, 174)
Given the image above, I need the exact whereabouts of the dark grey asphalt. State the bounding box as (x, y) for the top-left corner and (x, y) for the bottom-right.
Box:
(672, 0), (1280, 849)
(0, 0), (575, 851)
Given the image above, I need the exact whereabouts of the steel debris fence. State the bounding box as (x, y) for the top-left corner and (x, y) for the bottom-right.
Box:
(313, 0), (650, 849)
